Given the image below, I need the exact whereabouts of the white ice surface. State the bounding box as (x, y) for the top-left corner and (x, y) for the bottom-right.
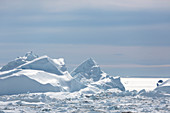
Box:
(1, 52), (170, 112)
(155, 79), (170, 94)
(0, 68), (85, 95)
(52, 58), (65, 66)
(121, 78), (169, 91)
(15, 69), (72, 86)
(18, 55), (64, 75)
(0, 51), (38, 71)
(0, 90), (169, 113)
(71, 58), (125, 91)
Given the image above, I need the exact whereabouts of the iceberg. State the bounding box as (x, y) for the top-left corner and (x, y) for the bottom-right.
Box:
(155, 79), (170, 94)
(0, 52), (85, 95)
(18, 56), (64, 75)
(0, 52), (125, 96)
(0, 51), (38, 71)
(71, 58), (125, 92)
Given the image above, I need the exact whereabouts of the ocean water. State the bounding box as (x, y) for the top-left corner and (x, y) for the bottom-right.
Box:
(121, 78), (169, 91)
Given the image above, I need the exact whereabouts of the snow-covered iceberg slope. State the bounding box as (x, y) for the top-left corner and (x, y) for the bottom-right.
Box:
(0, 52), (38, 72)
(0, 53), (85, 95)
(0, 69), (85, 95)
(18, 56), (64, 75)
(71, 58), (125, 93)
(155, 79), (170, 94)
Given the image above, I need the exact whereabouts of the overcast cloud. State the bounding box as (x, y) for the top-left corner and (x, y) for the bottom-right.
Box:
(0, 0), (170, 77)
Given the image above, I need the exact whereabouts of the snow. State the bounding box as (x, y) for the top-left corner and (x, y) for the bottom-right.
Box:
(158, 78), (170, 87)
(0, 90), (169, 113)
(15, 70), (72, 86)
(52, 58), (65, 66)
(0, 69), (85, 95)
(0, 52), (170, 112)
(0, 51), (38, 72)
(0, 75), (60, 95)
(18, 55), (64, 75)
(121, 78), (169, 91)
(52, 58), (67, 72)
(0, 54), (124, 96)
(71, 58), (125, 91)
(0, 53), (86, 95)
(71, 58), (102, 82)
(155, 79), (170, 94)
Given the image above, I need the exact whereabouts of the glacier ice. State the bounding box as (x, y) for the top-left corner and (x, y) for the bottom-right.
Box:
(18, 56), (64, 75)
(0, 52), (85, 95)
(0, 52), (125, 96)
(1, 52), (170, 97)
(71, 58), (125, 91)
(71, 58), (102, 82)
(155, 79), (170, 94)
(0, 51), (38, 72)
(0, 75), (61, 95)
(0, 52), (170, 113)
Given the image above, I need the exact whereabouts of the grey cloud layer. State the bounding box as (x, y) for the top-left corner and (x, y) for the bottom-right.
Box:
(0, 0), (170, 77)
(1, 0), (170, 12)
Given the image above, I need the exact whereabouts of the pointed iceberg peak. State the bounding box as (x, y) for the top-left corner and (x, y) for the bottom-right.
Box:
(71, 58), (102, 81)
(71, 58), (125, 91)
(25, 51), (33, 56)
(23, 51), (39, 61)
(77, 57), (98, 70)
(0, 51), (39, 71)
(25, 51), (37, 57)
(72, 58), (99, 74)
(85, 57), (97, 66)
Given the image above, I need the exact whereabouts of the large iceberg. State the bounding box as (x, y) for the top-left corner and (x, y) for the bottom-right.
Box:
(0, 52), (125, 95)
(71, 58), (125, 92)
(0, 53), (85, 95)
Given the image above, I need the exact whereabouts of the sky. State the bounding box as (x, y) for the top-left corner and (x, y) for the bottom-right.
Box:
(0, 0), (170, 77)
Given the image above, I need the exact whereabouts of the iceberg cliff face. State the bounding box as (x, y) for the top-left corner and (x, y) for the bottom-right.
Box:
(0, 75), (61, 95)
(71, 58), (125, 92)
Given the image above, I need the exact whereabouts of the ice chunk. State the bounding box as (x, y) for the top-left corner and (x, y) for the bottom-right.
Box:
(155, 79), (170, 94)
